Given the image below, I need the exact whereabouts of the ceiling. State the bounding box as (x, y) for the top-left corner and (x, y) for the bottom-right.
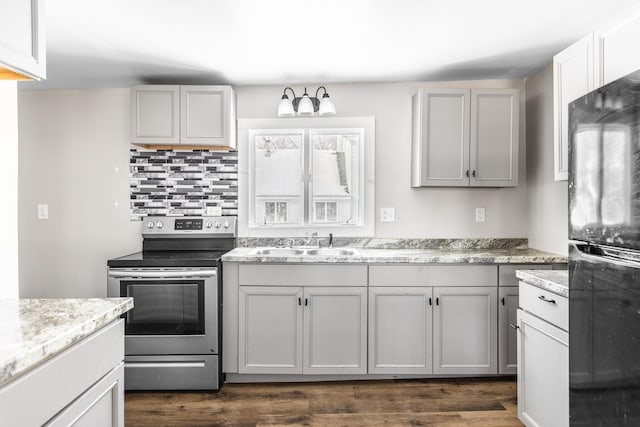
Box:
(21, 0), (640, 90)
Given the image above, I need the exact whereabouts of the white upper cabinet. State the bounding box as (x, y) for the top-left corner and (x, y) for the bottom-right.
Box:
(412, 87), (519, 187)
(411, 89), (470, 187)
(598, 10), (640, 86)
(470, 89), (519, 187)
(131, 85), (236, 148)
(0, 0), (46, 80)
(553, 34), (600, 181)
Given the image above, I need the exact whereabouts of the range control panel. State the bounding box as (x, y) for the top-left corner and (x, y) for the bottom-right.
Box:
(142, 216), (237, 237)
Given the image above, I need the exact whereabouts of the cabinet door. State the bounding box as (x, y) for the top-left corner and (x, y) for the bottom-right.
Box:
(498, 286), (519, 375)
(180, 85), (233, 147)
(553, 34), (599, 181)
(411, 88), (470, 187)
(303, 287), (367, 374)
(0, 0), (46, 79)
(470, 89), (519, 187)
(45, 362), (124, 427)
(130, 85), (180, 145)
(517, 309), (569, 427)
(433, 286), (497, 375)
(368, 287), (433, 374)
(598, 10), (640, 86)
(238, 286), (303, 374)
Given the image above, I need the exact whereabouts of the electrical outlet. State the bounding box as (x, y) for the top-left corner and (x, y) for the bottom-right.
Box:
(475, 207), (485, 223)
(37, 204), (49, 220)
(381, 207), (396, 222)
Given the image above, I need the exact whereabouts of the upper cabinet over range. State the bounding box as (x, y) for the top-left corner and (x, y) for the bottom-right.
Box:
(0, 0), (46, 80)
(553, 5), (640, 181)
(131, 85), (237, 149)
(411, 88), (519, 188)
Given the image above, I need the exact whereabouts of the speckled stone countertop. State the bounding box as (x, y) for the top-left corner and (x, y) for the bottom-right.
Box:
(222, 247), (567, 264)
(516, 270), (569, 297)
(0, 298), (133, 387)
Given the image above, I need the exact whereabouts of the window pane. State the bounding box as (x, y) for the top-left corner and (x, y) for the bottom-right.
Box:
(310, 131), (362, 225)
(252, 132), (304, 225)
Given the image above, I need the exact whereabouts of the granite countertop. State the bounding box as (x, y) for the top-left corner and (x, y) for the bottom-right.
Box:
(516, 270), (569, 297)
(222, 247), (567, 264)
(0, 298), (133, 387)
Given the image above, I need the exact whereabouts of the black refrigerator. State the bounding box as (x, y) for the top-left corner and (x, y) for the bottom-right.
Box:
(569, 69), (640, 425)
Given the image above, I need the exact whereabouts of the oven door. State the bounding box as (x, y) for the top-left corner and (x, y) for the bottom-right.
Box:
(107, 268), (218, 356)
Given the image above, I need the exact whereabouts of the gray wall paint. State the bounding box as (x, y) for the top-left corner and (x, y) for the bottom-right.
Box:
(236, 80), (529, 238)
(1, 81), (19, 298)
(525, 65), (569, 255)
(18, 79), (560, 298)
(18, 89), (141, 298)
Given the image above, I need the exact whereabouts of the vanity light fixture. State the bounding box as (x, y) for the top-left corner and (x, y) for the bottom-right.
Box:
(277, 86), (336, 117)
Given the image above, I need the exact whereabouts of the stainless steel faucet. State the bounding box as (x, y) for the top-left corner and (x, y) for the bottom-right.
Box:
(328, 233), (334, 248)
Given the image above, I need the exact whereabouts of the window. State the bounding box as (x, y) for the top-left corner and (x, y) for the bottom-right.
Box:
(249, 127), (366, 229)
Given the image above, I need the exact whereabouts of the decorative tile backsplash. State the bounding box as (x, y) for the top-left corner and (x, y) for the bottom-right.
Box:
(130, 149), (238, 220)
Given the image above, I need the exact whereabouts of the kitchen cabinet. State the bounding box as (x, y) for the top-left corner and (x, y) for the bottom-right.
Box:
(498, 286), (519, 374)
(130, 85), (236, 148)
(0, 320), (125, 426)
(433, 286), (498, 375)
(411, 87), (519, 188)
(597, 8), (640, 86)
(369, 265), (498, 376)
(0, 0), (46, 80)
(517, 281), (569, 427)
(238, 285), (367, 374)
(368, 287), (433, 374)
(553, 33), (600, 181)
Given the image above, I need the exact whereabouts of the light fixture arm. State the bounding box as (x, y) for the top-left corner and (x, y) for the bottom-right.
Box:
(315, 86), (329, 99)
(282, 86), (296, 100)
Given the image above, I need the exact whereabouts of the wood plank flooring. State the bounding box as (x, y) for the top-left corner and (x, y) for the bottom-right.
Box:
(125, 378), (523, 426)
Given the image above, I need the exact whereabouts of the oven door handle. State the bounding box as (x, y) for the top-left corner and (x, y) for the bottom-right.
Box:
(108, 269), (217, 279)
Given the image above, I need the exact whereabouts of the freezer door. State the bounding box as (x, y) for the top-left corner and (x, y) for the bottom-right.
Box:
(568, 69), (640, 250)
(569, 242), (640, 424)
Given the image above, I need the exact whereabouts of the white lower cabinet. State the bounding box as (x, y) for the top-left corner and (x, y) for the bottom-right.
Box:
(517, 308), (569, 427)
(498, 286), (519, 374)
(238, 285), (367, 374)
(433, 286), (498, 375)
(368, 287), (433, 374)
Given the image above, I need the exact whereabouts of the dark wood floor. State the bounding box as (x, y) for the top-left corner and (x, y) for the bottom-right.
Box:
(125, 378), (523, 426)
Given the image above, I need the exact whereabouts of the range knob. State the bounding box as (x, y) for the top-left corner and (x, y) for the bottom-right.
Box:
(155, 221), (164, 229)
(146, 221), (154, 229)
(205, 220), (213, 229)
(223, 220), (230, 229)
(214, 221), (221, 229)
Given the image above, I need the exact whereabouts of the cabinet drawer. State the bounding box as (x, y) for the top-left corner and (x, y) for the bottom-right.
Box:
(369, 265), (496, 287)
(239, 264), (367, 286)
(519, 282), (568, 331)
(499, 264), (551, 286)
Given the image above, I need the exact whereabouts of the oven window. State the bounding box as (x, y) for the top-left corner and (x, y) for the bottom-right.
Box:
(121, 280), (205, 335)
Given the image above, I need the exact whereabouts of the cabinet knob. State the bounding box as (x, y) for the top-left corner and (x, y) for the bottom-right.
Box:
(465, 170), (469, 178)
(509, 323), (519, 330)
(472, 170), (476, 178)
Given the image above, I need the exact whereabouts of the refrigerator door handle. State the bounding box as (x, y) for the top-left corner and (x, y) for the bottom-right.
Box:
(574, 243), (640, 269)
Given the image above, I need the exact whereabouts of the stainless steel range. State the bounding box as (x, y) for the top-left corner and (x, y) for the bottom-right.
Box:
(107, 216), (236, 390)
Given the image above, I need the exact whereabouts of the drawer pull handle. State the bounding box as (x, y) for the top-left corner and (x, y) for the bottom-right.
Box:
(428, 297), (432, 306)
(298, 297), (302, 306)
(509, 323), (519, 330)
(538, 295), (556, 304)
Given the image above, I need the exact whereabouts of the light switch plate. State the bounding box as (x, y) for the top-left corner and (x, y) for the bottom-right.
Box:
(475, 207), (485, 222)
(37, 204), (49, 220)
(381, 207), (395, 222)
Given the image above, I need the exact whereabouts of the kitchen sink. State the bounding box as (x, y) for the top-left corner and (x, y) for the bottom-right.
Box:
(304, 248), (359, 256)
(251, 247), (359, 256)
(252, 248), (305, 256)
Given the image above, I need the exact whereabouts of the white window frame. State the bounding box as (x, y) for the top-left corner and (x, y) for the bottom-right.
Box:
(239, 117), (375, 237)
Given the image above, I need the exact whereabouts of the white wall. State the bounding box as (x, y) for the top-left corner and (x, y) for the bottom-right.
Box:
(0, 81), (19, 298)
(525, 65), (568, 255)
(236, 80), (529, 238)
(18, 89), (141, 297)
